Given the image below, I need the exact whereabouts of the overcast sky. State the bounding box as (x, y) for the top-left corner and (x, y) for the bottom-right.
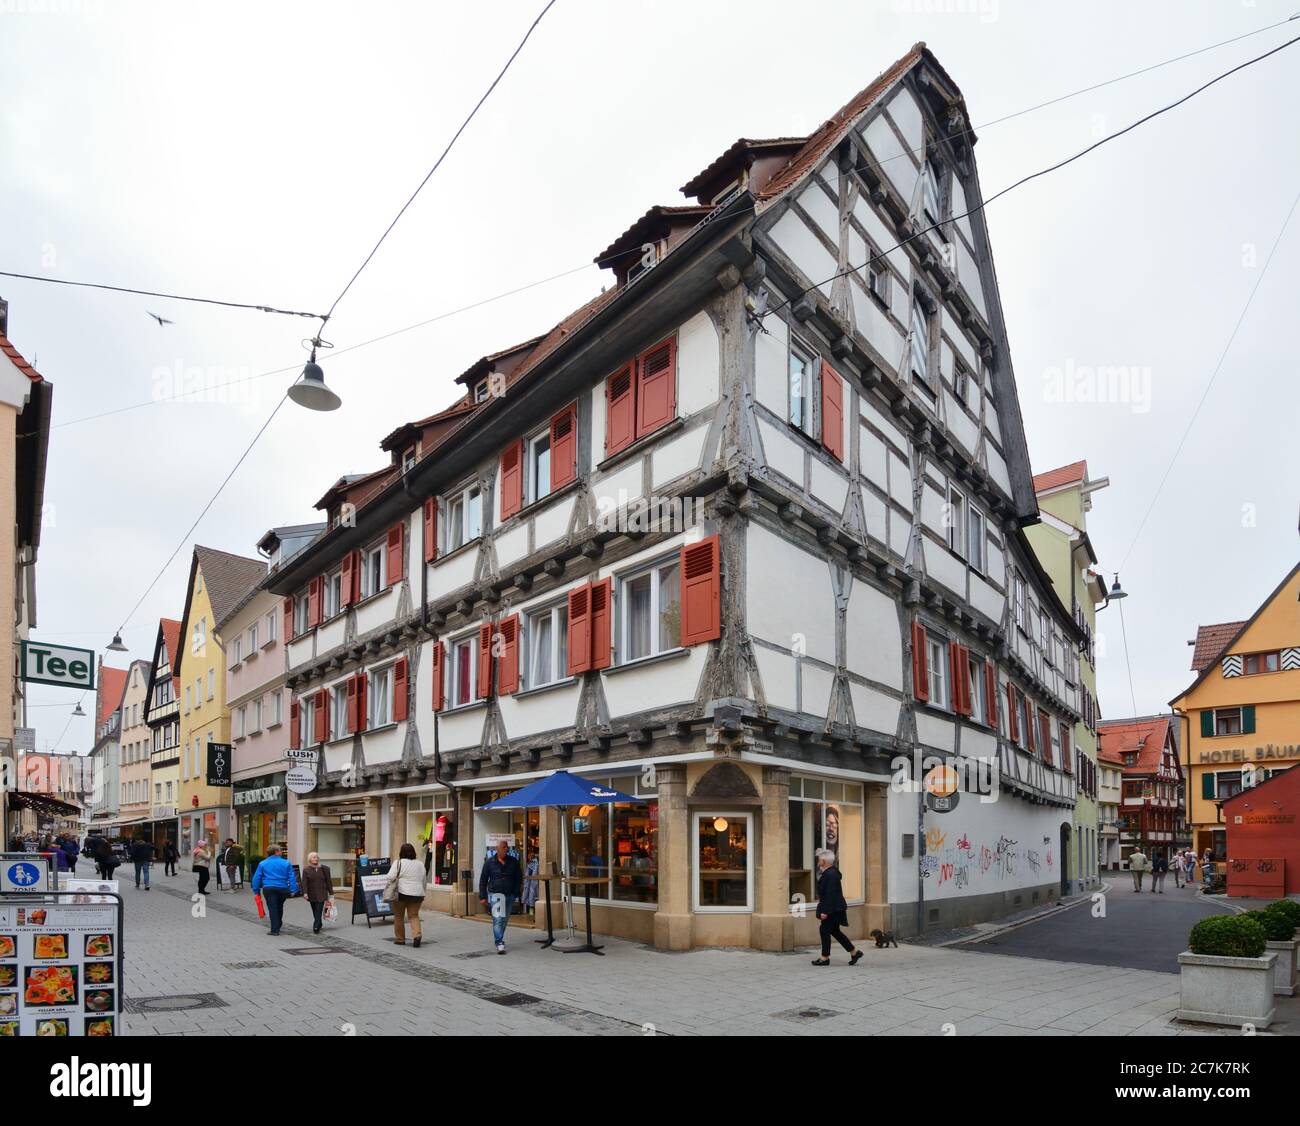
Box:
(3, 0), (1296, 756)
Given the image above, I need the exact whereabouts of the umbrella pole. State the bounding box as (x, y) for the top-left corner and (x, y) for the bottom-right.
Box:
(561, 805), (575, 936)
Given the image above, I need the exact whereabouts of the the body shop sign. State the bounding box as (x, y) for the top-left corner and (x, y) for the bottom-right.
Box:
(20, 642), (95, 690)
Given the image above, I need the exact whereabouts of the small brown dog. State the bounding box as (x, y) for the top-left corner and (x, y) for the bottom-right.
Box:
(869, 928), (899, 948)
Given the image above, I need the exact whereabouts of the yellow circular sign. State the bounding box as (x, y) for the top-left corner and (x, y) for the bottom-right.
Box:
(923, 764), (959, 798)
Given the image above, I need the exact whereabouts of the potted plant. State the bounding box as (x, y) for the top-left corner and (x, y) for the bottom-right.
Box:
(1176, 914), (1275, 1028)
(1249, 902), (1300, 997)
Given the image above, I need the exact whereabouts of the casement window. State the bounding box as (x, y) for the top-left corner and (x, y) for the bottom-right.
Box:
(368, 665), (394, 728)
(519, 402), (579, 508)
(272, 690), (282, 727)
(232, 636), (243, 665)
(446, 484), (482, 552)
(922, 159), (942, 224)
(926, 636), (949, 709)
(323, 568), (343, 619)
(1242, 651), (1281, 675)
(967, 506), (985, 573)
(235, 706), (246, 739)
(345, 673), (368, 733)
(910, 299), (935, 399)
(1013, 572), (1027, 631)
(605, 337), (678, 457)
(295, 695), (315, 748)
(1017, 692), (1031, 753)
(266, 609), (277, 645)
(449, 634), (478, 709)
(193, 617), (206, 655)
(185, 685), (191, 713)
(619, 556), (682, 664)
(360, 541), (386, 599)
(1038, 613), (1049, 656)
(1059, 722), (1071, 774)
(331, 684), (349, 739)
(526, 428), (551, 505)
(474, 379), (489, 403)
(1039, 710), (1054, 767)
(966, 652), (985, 724)
(953, 362), (971, 408)
(787, 335), (817, 438)
(1202, 706), (1254, 737)
(866, 257), (890, 306)
(946, 485), (966, 557)
(523, 602), (569, 691)
(207, 670), (214, 700)
(248, 623), (259, 652)
(984, 661), (998, 731)
(252, 698), (262, 733)
(292, 593), (308, 638)
(402, 447), (417, 473)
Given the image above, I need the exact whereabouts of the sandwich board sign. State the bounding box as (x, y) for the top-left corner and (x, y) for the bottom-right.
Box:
(20, 642), (95, 690)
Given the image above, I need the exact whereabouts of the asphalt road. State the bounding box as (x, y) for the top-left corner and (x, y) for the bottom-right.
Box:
(960, 876), (1237, 974)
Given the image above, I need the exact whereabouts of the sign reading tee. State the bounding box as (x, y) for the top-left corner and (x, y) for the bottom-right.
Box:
(20, 641), (96, 689)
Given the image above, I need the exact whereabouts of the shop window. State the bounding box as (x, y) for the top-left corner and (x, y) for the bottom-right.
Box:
(408, 791), (456, 886)
(788, 778), (864, 906)
(368, 665), (394, 728)
(561, 778), (658, 906)
(618, 556), (681, 664)
(449, 635), (477, 708)
(523, 602), (569, 690)
(695, 812), (752, 911)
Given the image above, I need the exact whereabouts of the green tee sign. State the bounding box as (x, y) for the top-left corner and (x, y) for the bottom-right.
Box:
(20, 641), (96, 690)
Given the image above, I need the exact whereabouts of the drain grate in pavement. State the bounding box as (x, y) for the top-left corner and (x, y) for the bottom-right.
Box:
(221, 961), (280, 970)
(283, 947), (351, 956)
(490, 992), (533, 1007)
(770, 1006), (842, 1023)
(452, 949), (499, 959)
(125, 993), (229, 1014)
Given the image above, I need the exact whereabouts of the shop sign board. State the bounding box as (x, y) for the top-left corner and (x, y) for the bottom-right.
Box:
(19, 642), (95, 690)
(206, 742), (232, 788)
(285, 765), (318, 795)
(352, 856), (392, 927)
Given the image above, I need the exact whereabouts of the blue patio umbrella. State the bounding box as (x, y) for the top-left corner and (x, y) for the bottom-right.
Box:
(480, 771), (637, 935)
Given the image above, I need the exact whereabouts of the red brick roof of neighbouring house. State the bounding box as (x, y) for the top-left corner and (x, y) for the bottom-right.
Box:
(0, 333), (44, 383)
(1189, 621), (1248, 671)
(159, 618), (182, 694)
(1032, 460), (1088, 494)
(97, 666), (128, 727)
(1098, 717), (1171, 774)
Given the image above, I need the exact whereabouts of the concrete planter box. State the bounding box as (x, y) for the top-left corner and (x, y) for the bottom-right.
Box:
(1264, 937), (1298, 997)
(1176, 951), (1276, 1028)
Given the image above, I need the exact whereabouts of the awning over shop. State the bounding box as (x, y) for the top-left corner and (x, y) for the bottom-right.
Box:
(5, 791), (81, 817)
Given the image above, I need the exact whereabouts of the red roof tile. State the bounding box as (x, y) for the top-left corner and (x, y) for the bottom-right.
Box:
(1032, 460), (1088, 494)
(679, 137), (809, 200)
(97, 666), (128, 727)
(160, 618), (182, 694)
(1190, 621), (1247, 671)
(1097, 717), (1170, 774)
(0, 332), (44, 383)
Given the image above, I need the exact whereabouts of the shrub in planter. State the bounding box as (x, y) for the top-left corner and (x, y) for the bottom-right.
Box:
(1245, 910), (1295, 942)
(1188, 914), (1266, 959)
(1264, 899), (1300, 932)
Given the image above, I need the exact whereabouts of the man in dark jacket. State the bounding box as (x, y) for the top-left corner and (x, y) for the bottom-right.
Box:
(478, 839), (523, 954)
(61, 834), (80, 872)
(129, 838), (158, 890)
(811, 849), (862, 966)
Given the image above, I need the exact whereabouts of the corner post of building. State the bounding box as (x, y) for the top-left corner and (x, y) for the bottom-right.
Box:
(753, 764), (792, 950)
(450, 786), (475, 917)
(386, 792), (407, 859)
(866, 782), (889, 934)
(363, 795), (381, 865)
(652, 762), (691, 950)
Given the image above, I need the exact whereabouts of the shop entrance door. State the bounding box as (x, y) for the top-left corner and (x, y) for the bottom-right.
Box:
(471, 807), (539, 918)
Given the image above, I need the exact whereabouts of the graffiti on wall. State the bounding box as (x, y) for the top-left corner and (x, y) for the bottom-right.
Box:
(923, 828), (1057, 892)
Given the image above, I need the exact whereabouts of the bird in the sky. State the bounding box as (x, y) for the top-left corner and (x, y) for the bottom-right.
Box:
(146, 310), (174, 326)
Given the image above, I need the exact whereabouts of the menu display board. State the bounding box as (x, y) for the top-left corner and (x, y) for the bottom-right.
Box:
(351, 857), (392, 926)
(0, 899), (122, 1037)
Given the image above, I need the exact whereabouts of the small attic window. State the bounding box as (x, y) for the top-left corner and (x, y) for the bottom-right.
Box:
(402, 446), (417, 473)
(626, 242), (661, 284)
(711, 179), (742, 207)
(330, 508), (341, 529)
(474, 379), (489, 403)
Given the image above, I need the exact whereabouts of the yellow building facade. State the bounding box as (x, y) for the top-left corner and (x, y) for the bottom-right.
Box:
(1171, 561), (1300, 860)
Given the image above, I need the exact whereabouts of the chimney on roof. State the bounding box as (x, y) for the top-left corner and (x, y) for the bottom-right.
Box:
(0, 296), (8, 338)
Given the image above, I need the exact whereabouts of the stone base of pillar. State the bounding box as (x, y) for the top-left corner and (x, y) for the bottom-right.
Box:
(653, 912), (693, 951)
(751, 913), (792, 952)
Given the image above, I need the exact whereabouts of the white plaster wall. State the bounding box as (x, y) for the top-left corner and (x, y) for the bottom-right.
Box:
(864, 116), (915, 199)
(797, 179), (839, 243)
(754, 312), (788, 417)
(945, 394), (979, 457)
(428, 545), (478, 601)
(961, 727), (997, 761)
(653, 425), (706, 489)
(919, 481), (945, 534)
(851, 286), (906, 368)
(769, 210), (836, 299)
(534, 494), (574, 549)
(362, 725), (403, 766)
(746, 524), (836, 663)
(317, 616), (346, 654)
(985, 541), (1005, 588)
(323, 741), (352, 773)
(438, 705), (486, 752)
(969, 574), (1004, 622)
(497, 681), (581, 737)
(845, 579), (903, 690)
(861, 395), (908, 454)
(677, 311), (720, 416)
(287, 635), (314, 670)
(602, 647), (705, 720)
(886, 89), (924, 157)
(985, 443), (1011, 497)
(592, 460), (644, 514)
(755, 646), (798, 712)
(757, 417), (805, 487)
(915, 712), (955, 751)
(848, 682), (900, 736)
(355, 587), (400, 635)
(809, 457), (848, 514)
(860, 424), (888, 491)
(861, 486), (888, 543)
(923, 539), (966, 600)
(801, 663), (834, 719)
(495, 524), (529, 570)
(888, 515), (911, 559)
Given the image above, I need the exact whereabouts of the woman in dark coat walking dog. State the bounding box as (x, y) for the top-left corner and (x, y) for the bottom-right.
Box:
(811, 849), (863, 966)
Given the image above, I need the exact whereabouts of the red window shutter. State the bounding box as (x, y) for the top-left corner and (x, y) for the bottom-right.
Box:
(679, 536), (721, 647)
(356, 673), (368, 733)
(1006, 684), (1018, 742)
(431, 642), (445, 712)
(316, 688), (329, 744)
(477, 622), (493, 699)
(340, 551), (355, 608)
(635, 337), (676, 438)
(497, 615), (520, 695)
(393, 656), (409, 722)
(307, 577), (322, 628)
(911, 621), (929, 702)
(820, 360), (844, 461)
(985, 662), (998, 729)
(949, 642), (969, 715)
(289, 698), (301, 749)
(567, 584), (592, 675)
(282, 596), (294, 642)
(385, 523), (405, 587)
(423, 498), (438, 563)
(605, 364), (636, 455)
(346, 675), (359, 734)
(590, 578), (613, 671)
(1061, 725), (1072, 773)
(1025, 696), (1036, 755)
(550, 403), (578, 489)
(499, 440), (524, 521)
(1039, 711), (1052, 766)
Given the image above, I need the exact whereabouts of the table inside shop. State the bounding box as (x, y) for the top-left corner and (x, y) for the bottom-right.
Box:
(698, 869), (749, 908)
(525, 870), (565, 948)
(556, 876), (610, 955)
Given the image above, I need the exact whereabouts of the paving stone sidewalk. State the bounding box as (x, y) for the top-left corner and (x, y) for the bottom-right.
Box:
(107, 864), (1235, 1036)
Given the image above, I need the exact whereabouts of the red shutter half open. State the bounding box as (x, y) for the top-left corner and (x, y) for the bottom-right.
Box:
(985, 662), (998, 729)
(307, 577), (322, 629)
(431, 642), (445, 712)
(346, 675), (359, 734)
(636, 337), (676, 438)
(679, 535), (721, 647)
(820, 359), (844, 461)
(605, 365), (635, 456)
(1024, 695), (1036, 755)
(385, 523), (405, 587)
(497, 615), (520, 695)
(423, 497), (438, 563)
(567, 584), (592, 675)
(499, 439), (524, 521)
(282, 596), (294, 642)
(950, 641), (970, 715)
(340, 551), (355, 608)
(356, 673), (368, 733)
(477, 622), (493, 699)
(316, 688), (329, 744)
(1060, 724), (1072, 773)
(289, 698), (301, 749)
(393, 656), (409, 722)
(911, 621), (929, 702)
(550, 403), (578, 489)
(590, 578), (612, 671)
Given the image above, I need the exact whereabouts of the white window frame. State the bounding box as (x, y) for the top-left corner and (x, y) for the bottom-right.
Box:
(445, 483), (482, 553)
(967, 506), (985, 574)
(235, 705), (246, 739)
(1014, 572), (1027, 631)
(946, 485), (966, 558)
(323, 567), (344, 619)
(922, 159), (942, 223)
(787, 335), (818, 438)
(617, 554), (682, 666)
(360, 541), (386, 599)
(232, 636), (243, 665)
(330, 683), (349, 740)
(207, 669), (214, 701)
(272, 690), (282, 727)
(910, 299), (935, 397)
(692, 811), (754, 914)
(522, 601), (569, 691)
(402, 446), (417, 473)
(294, 593), (310, 635)
(368, 664), (394, 729)
(265, 610), (277, 645)
(299, 695), (316, 748)
(248, 622), (259, 652)
(448, 633), (478, 710)
(927, 636), (949, 710)
(967, 653), (985, 726)
(526, 427), (552, 505)
(251, 698), (262, 734)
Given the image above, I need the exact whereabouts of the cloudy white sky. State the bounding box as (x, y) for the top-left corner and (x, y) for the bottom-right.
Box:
(3, 0), (1296, 756)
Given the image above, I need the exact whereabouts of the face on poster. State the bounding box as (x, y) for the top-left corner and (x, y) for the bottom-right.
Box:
(0, 901), (120, 1037)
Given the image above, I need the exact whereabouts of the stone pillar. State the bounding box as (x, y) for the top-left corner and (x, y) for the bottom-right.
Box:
(449, 787), (476, 917)
(387, 793), (407, 859)
(865, 783), (889, 933)
(652, 763), (692, 951)
(752, 766), (791, 951)
(363, 796), (382, 864)
(538, 805), (563, 918)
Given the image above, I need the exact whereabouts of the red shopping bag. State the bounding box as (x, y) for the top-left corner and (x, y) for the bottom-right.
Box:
(253, 892), (266, 919)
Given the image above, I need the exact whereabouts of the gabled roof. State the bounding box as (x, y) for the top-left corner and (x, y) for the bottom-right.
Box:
(0, 332), (44, 383)
(679, 137), (808, 201)
(97, 666), (128, 727)
(1189, 621), (1248, 672)
(1033, 460), (1088, 494)
(174, 547), (265, 678)
(159, 618), (182, 694)
(313, 467), (397, 512)
(379, 397), (478, 454)
(1098, 716), (1173, 775)
(595, 204), (714, 270)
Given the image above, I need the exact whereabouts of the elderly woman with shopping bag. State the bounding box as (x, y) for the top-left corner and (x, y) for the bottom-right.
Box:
(301, 851), (335, 934)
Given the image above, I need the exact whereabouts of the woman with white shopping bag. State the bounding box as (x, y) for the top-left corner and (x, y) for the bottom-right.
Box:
(385, 843), (427, 947)
(301, 851), (335, 934)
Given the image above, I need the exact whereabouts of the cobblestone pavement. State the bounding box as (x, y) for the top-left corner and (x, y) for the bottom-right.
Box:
(99, 861), (1238, 1037)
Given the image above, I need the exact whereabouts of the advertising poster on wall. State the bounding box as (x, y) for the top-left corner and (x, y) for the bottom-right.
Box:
(0, 898), (122, 1037)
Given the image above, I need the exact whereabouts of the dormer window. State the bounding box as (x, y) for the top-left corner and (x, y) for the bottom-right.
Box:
(474, 379), (489, 403)
(402, 447), (417, 473)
